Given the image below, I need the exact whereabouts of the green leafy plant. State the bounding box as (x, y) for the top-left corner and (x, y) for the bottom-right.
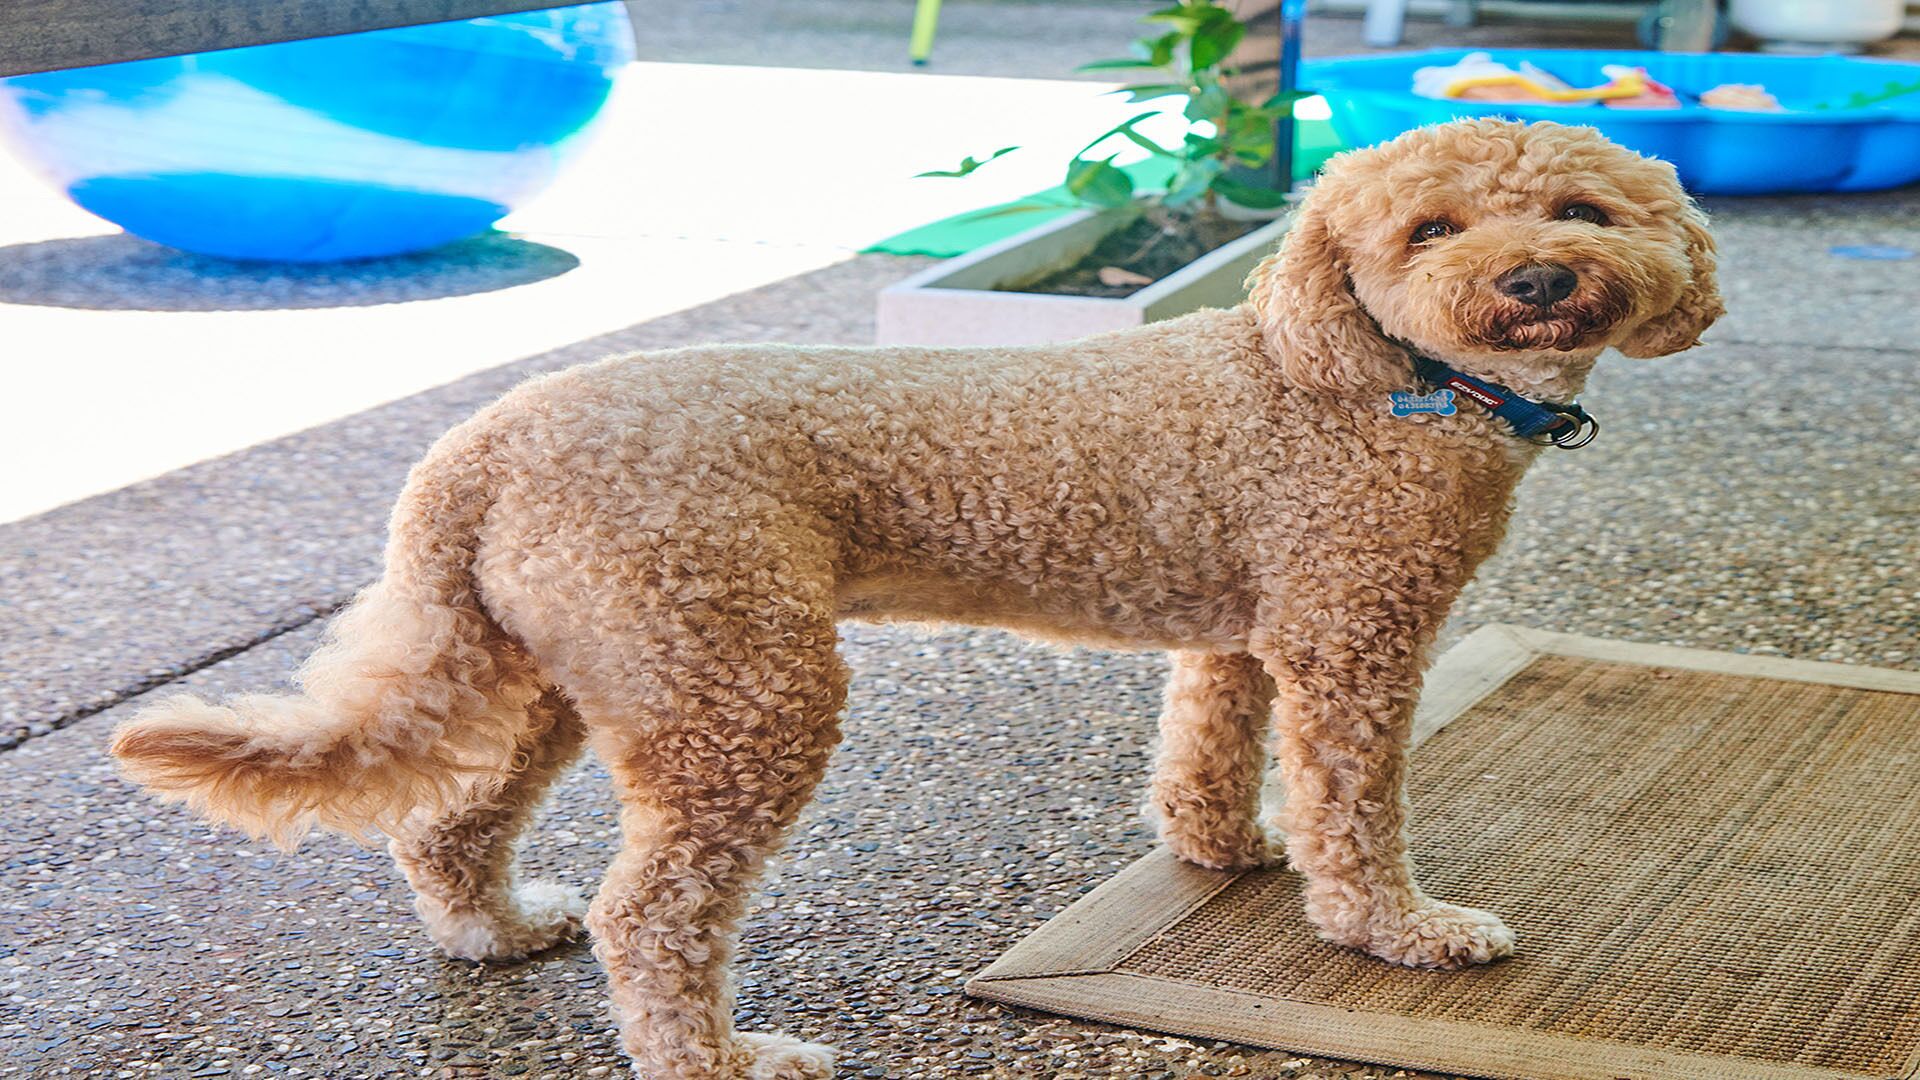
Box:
(921, 0), (1305, 216)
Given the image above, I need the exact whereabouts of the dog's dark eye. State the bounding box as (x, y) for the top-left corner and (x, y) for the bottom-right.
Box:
(1410, 220), (1457, 244)
(1560, 203), (1607, 225)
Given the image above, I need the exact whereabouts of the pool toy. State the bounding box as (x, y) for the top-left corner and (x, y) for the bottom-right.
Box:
(0, 4), (634, 262)
(1412, 52), (1647, 105)
(1601, 67), (1681, 110)
(1415, 52), (1786, 113)
(1307, 49), (1920, 194)
(1700, 83), (1783, 111)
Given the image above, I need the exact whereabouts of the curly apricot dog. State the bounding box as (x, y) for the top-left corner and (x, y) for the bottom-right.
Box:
(112, 119), (1720, 1079)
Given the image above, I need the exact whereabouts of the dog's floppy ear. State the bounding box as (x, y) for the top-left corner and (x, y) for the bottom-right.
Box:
(1245, 195), (1407, 395)
(1617, 202), (1723, 358)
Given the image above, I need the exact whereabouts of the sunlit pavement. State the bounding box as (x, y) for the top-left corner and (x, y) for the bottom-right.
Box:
(0, 62), (1169, 522)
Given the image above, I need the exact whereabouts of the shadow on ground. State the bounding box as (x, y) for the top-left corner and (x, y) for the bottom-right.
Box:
(0, 231), (580, 311)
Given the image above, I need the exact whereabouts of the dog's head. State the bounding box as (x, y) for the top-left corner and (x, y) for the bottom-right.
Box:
(1247, 119), (1722, 398)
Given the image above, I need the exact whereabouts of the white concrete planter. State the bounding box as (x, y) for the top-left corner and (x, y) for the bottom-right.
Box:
(876, 208), (1290, 347)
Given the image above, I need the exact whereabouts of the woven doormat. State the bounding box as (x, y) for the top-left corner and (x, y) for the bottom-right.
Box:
(969, 626), (1920, 1080)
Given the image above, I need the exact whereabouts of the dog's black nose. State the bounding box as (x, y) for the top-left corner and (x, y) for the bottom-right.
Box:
(1496, 263), (1578, 308)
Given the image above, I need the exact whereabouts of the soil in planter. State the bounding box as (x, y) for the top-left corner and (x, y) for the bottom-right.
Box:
(1013, 209), (1265, 299)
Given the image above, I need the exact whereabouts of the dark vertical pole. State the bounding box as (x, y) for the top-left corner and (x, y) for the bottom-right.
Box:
(1275, 0), (1304, 191)
(1655, 0), (1715, 52)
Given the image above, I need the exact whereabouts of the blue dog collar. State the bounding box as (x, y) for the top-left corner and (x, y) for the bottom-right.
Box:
(1408, 356), (1599, 449)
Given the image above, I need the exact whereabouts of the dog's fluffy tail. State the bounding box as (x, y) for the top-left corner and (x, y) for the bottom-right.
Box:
(111, 427), (542, 848)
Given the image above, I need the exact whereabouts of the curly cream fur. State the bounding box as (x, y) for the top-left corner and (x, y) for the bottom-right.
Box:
(111, 423), (550, 848)
(1151, 651), (1276, 870)
(389, 688), (592, 960)
(111, 120), (1719, 1078)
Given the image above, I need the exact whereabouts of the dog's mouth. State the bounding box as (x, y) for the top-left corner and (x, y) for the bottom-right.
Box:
(1473, 277), (1632, 353)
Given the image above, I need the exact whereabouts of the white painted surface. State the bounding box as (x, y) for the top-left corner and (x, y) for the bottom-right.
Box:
(877, 212), (1288, 347)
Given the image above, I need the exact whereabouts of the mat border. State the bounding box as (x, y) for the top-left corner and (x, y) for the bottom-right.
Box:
(968, 624), (1920, 1080)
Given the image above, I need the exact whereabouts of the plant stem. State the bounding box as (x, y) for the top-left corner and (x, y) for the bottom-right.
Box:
(1119, 212), (1175, 267)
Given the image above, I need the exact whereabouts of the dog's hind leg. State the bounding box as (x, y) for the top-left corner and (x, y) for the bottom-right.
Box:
(388, 688), (590, 961)
(537, 577), (844, 1080)
(587, 632), (843, 1079)
(1149, 651), (1275, 870)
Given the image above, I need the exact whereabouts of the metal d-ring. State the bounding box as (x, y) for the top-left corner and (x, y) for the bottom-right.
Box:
(1549, 412), (1599, 449)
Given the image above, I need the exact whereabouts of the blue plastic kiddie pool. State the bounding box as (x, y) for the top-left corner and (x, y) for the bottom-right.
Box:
(0, 3), (633, 261)
(1303, 50), (1920, 195)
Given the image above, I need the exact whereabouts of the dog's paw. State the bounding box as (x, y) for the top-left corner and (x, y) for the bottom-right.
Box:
(735, 1032), (834, 1080)
(1160, 816), (1277, 871)
(420, 879), (586, 962)
(505, 879), (589, 951)
(1354, 900), (1515, 970)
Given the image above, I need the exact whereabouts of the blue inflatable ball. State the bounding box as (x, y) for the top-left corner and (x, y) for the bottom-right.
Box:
(0, 3), (633, 262)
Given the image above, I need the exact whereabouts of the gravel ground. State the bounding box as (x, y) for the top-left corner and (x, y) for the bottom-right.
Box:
(3, 187), (1916, 1077)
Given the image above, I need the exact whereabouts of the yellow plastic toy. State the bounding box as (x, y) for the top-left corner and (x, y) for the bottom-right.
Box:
(1413, 52), (1648, 105)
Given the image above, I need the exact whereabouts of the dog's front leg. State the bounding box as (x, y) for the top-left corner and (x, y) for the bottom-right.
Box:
(1258, 636), (1514, 970)
(1150, 651), (1277, 870)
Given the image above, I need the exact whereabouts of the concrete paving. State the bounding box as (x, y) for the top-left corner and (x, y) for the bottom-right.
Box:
(4, 2), (1919, 1077)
